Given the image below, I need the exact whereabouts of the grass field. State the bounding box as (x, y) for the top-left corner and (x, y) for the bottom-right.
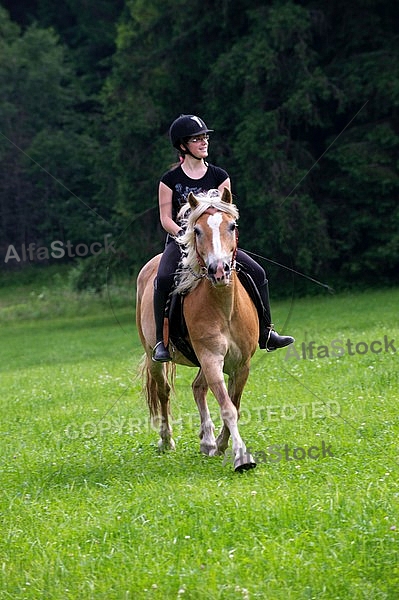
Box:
(1, 269), (398, 599)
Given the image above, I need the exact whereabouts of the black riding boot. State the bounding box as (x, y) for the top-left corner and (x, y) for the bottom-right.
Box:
(258, 281), (295, 351)
(152, 282), (171, 362)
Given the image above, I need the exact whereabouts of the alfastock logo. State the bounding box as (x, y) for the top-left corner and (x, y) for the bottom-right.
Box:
(285, 337), (396, 360)
(223, 440), (334, 466)
(3, 234), (116, 263)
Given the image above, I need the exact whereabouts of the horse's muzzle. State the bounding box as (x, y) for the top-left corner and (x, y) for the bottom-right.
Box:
(207, 260), (232, 286)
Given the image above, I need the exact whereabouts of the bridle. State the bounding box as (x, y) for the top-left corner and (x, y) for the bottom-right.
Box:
(190, 209), (239, 281)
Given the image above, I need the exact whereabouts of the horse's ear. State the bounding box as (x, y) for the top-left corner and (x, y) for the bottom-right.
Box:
(221, 187), (232, 204)
(188, 192), (199, 209)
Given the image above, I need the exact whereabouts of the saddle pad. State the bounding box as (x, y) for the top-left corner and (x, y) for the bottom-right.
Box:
(167, 292), (200, 367)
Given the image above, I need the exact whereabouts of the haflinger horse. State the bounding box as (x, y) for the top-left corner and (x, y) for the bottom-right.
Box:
(136, 188), (259, 471)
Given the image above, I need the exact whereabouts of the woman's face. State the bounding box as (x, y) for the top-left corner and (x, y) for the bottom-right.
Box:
(184, 134), (209, 159)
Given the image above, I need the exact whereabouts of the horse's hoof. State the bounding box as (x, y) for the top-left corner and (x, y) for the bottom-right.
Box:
(200, 444), (217, 456)
(234, 454), (257, 472)
(158, 439), (176, 452)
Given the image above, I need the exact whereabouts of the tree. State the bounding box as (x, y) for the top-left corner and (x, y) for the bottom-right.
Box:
(318, 0), (399, 283)
(0, 7), (107, 266)
(2, 0), (398, 287)
(101, 0), (266, 267)
(203, 3), (333, 281)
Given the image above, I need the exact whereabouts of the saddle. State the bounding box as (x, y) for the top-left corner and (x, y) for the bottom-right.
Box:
(165, 265), (264, 366)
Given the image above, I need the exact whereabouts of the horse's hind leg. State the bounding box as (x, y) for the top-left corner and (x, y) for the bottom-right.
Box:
(192, 369), (217, 456)
(215, 424), (230, 456)
(147, 359), (175, 451)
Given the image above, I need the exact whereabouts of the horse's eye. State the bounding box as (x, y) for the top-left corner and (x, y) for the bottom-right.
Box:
(194, 226), (201, 236)
(229, 222), (236, 232)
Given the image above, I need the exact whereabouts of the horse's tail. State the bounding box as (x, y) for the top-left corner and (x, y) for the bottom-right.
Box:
(139, 354), (176, 420)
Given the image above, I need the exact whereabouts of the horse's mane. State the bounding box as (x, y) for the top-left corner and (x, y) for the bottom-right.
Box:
(175, 189), (239, 294)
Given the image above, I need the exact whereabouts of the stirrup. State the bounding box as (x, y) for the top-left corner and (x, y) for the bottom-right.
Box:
(152, 341), (171, 362)
(265, 324), (274, 351)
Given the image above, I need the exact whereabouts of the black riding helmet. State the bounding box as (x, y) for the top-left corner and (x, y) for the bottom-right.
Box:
(169, 114), (213, 160)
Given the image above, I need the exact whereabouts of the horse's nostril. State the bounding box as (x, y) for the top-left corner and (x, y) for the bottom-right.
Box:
(208, 261), (231, 283)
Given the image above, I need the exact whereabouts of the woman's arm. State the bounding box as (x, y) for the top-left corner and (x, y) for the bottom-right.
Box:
(158, 181), (183, 236)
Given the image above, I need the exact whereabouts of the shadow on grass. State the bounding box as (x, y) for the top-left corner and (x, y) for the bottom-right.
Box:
(31, 439), (245, 499)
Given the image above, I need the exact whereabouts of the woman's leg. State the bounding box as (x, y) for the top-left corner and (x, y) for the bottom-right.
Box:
(152, 240), (181, 362)
(236, 249), (271, 321)
(236, 249), (294, 351)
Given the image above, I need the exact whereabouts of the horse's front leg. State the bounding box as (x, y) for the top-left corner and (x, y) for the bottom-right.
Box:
(214, 373), (239, 454)
(226, 363), (255, 470)
(201, 359), (255, 471)
(192, 369), (217, 456)
(215, 366), (246, 455)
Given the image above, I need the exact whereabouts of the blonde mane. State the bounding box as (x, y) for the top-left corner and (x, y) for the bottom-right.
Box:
(175, 189), (239, 294)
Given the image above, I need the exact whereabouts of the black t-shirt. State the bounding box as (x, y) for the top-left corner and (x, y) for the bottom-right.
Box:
(161, 163), (229, 223)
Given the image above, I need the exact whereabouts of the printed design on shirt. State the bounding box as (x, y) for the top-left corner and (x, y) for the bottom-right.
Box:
(175, 184), (206, 208)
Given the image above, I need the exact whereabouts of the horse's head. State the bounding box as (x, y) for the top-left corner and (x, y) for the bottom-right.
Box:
(188, 188), (238, 287)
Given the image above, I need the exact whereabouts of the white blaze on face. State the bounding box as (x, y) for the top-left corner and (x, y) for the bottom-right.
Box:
(207, 212), (223, 259)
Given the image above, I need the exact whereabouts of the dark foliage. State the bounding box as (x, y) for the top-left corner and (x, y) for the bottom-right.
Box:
(1, 0), (398, 291)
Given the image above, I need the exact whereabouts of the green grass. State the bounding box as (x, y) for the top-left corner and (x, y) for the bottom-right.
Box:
(1, 274), (399, 599)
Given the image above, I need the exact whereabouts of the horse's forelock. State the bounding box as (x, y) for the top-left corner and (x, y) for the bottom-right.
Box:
(178, 190), (239, 230)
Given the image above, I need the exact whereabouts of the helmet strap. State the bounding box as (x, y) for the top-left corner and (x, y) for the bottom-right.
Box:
(181, 142), (203, 161)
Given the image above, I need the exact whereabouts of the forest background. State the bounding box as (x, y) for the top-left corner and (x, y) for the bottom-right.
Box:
(1, 0), (398, 293)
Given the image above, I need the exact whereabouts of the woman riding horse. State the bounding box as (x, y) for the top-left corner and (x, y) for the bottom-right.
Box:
(152, 114), (294, 362)
(137, 188), (263, 470)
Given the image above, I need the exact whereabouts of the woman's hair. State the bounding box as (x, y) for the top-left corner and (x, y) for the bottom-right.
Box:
(168, 155), (184, 171)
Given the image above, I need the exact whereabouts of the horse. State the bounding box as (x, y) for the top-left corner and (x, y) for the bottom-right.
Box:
(136, 187), (259, 471)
